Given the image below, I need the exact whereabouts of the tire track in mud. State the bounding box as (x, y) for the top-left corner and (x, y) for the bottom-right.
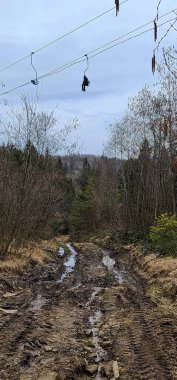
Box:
(102, 252), (177, 380)
(75, 246), (177, 380)
(1, 242), (177, 379)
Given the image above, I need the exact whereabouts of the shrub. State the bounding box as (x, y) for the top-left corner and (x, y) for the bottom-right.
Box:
(150, 213), (177, 255)
(112, 229), (140, 244)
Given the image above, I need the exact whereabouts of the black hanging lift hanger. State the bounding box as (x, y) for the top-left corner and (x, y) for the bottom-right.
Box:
(31, 52), (39, 85)
(82, 54), (90, 92)
(84, 54), (89, 75)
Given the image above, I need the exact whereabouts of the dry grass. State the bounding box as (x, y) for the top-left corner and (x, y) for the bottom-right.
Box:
(144, 255), (177, 276)
(0, 235), (69, 273)
(122, 316), (133, 328)
(39, 235), (69, 252)
(133, 245), (177, 309)
(0, 257), (27, 272)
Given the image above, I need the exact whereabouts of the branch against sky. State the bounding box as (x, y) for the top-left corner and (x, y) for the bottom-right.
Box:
(152, 2), (177, 75)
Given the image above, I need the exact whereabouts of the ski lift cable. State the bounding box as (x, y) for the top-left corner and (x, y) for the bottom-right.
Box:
(0, 12), (176, 97)
(0, 0), (128, 75)
(37, 12), (177, 81)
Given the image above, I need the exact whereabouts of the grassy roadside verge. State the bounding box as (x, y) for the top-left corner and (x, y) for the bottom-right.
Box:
(0, 235), (69, 273)
(131, 245), (177, 313)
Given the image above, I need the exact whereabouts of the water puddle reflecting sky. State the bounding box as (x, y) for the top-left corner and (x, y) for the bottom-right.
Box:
(102, 251), (124, 284)
(89, 310), (104, 380)
(58, 247), (65, 257)
(57, 243), (77, 283)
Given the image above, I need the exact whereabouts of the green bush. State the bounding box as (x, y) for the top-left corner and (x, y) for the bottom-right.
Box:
(150, 213), (177, 255)
(111, 229), (140, 244)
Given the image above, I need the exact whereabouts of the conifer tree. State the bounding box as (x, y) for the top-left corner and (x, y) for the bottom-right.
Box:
(72, 159), (98, 238)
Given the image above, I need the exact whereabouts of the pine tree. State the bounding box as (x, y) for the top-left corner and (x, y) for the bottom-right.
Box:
(78, 158), (93, 190)
(72, 159), (98, 238)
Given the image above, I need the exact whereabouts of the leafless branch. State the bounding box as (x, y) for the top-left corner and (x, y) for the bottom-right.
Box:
(155, 19), (177, 53)
(157, 0), (162, 20)
(163, 48), (177, 79)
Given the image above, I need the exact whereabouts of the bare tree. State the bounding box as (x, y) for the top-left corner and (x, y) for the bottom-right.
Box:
(2, 95), (78, 154)
(104, 57), (177, 237)
(0, 95), (78, 256)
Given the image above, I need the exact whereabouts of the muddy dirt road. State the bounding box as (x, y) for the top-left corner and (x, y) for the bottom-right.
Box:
(1, 242), (177, 379)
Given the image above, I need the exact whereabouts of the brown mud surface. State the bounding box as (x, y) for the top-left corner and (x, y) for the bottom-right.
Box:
(1, 241), (177, 379)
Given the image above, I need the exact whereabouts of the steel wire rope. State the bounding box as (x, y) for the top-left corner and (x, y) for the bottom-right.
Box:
(0, 0), (128, 74)
(37, 12), (177, 80)
(33, 9), (177, 81)
(88, 16), (177, 60)
(37, 10), (176, 81)
(0, 11), (176, 97)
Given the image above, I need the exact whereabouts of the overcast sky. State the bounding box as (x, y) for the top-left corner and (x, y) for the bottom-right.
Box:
(0, 0), (176, 154)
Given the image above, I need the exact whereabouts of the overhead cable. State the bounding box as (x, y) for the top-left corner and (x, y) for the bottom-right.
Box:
(37, 10), (177, 80)
(0, 0), (128, 74)
(0, 12), (176, 97)
(89, 17), (176, 60)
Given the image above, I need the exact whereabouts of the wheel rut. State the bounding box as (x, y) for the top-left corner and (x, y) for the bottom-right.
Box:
(0, 242), (177, 379)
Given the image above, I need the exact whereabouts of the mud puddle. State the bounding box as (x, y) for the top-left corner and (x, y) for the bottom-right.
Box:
(58, 247), (65, 257)
(86, 287), (101, 307)
(89, 310), (104, 379)
(57, 243), (77, 283)
(102, 251), (124, 284)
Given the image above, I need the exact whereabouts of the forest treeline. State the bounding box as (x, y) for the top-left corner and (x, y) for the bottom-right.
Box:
(0, 144), (74, 256)
(0, 56), (177, 256)
(71, 57), (177, 243)
(0, 96), (76, 256)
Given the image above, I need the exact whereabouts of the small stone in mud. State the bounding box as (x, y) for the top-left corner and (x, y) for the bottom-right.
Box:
(0, 307), (18, 314)
(52, 347), (59, 352)
(113, 360), (120, 379)
(85, 364), (98, 375)
(99, 328), (109, 338)
(102, 323), (109, 330)
(87, 337), (95, 347)
(102, 340), (112, 348)
(84, 346), (93, 353)
(103, 361), (114, 377)
(20, 375), (33, 380)
(85, 328), (93, 337)
(3, 291), (22, 298)
(37, 371), (58, 380)
(44, 345), (53, 352)
(88, 352), (98, 362)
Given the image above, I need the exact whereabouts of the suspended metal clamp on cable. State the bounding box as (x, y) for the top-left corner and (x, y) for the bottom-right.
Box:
(0, 8), (176, 97)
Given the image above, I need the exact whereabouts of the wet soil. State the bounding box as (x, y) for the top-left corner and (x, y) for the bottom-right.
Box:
(1, 241), (177, 379)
